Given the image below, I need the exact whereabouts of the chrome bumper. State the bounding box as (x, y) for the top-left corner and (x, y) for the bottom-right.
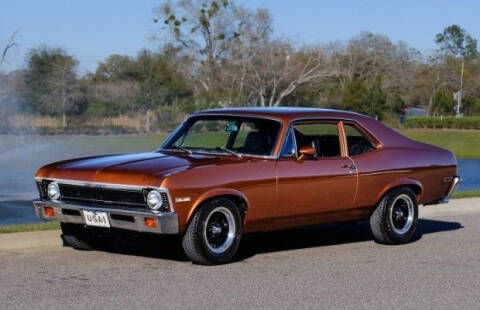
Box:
(438, 176), (462, 204)
(33, 200), (179, 234)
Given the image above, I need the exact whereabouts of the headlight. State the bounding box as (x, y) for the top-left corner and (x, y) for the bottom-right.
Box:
(146, 190), (163, 210)
(47, 182), (60, 200)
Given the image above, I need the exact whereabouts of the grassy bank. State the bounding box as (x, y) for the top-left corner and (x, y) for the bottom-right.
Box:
(0, 222), (60, 234)
(402, 129), (480, 159)
(451, 190), (480, 199)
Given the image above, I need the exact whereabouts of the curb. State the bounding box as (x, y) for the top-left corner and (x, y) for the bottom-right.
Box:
(0, 230), (62, 251)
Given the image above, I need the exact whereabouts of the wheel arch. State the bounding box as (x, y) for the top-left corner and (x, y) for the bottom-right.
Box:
(376, 178), (423, 206)
(186, 189), (249, 227)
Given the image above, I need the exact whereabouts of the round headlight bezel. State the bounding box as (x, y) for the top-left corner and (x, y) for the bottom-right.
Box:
(47, 182), (60, 201)
(146, 190), (164, 211)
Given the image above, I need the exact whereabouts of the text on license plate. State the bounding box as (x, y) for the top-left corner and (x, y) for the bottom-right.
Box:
(83, 210), (110, 228)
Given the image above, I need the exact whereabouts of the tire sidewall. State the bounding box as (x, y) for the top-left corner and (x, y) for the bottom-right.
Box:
(196, 198), (242, 263)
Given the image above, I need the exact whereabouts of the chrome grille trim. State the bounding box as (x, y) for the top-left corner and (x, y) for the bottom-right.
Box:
(35, 178), (174, 212)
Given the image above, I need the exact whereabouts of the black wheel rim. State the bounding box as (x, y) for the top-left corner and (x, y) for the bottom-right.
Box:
(390, 194), (414, 234)
(203, 207), (235, 253)
(206, 212), (229, 249)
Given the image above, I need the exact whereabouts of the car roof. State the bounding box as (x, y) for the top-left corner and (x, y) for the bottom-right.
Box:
(193, 107), (368, 122)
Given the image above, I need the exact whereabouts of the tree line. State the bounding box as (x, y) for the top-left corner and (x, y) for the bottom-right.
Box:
(1, 0), (480, 131)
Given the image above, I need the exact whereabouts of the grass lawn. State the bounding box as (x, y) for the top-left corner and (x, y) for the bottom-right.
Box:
(401, 129), (480, 159)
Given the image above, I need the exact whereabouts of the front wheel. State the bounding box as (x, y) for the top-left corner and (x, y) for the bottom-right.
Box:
(370, 187), (418, 244)
(182, 198), (242, 265)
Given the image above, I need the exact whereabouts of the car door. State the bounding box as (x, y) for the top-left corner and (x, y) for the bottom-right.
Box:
(274, 120), (358, 227)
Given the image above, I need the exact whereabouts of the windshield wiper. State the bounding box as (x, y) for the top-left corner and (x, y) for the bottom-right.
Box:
(170, 145), (192, 154)
(216, 147), (242, 158)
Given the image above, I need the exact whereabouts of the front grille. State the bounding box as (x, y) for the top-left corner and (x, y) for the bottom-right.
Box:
(59, 184), (146, 208)
(36, 180), (171, 211)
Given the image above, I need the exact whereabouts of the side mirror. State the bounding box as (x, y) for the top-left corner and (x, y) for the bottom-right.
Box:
(298, 145), (316, 160)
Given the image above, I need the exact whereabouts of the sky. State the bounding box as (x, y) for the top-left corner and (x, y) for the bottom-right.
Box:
(1, 0), (479, 74)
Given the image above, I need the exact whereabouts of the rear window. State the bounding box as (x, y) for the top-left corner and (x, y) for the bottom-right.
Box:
(344, 124), (376, 156)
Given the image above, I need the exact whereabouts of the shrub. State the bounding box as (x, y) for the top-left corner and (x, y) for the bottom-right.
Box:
(404, 117), (480, 129)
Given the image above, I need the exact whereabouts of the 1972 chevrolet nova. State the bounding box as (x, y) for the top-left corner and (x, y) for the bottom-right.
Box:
(33, 108), (460, 265)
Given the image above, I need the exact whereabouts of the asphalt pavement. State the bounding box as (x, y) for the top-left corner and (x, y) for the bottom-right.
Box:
(0, 198), (479, 309)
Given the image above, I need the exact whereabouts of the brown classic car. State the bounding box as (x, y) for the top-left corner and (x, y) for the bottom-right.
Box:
(33, 108), (460, 265)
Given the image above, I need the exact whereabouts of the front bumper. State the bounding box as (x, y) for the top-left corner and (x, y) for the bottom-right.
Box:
(33, 200), (179, 234)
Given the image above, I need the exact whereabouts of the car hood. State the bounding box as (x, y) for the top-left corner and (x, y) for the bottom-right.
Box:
(35, 151), (237, 187)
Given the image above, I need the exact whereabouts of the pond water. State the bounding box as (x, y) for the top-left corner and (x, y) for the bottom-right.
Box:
(457, 159), (480, 191)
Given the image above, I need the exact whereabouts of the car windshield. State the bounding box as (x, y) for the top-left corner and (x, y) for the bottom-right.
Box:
(162, 115), (281, 156)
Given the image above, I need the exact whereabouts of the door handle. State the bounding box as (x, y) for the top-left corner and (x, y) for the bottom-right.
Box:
(341, 163), (356, 170)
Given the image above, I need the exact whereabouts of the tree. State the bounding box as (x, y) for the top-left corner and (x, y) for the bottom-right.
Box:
(153, 0), (252, 94)
(154, 1), (343, 107)
(135, 49), (192, 130)
(363, 76), (388, 119)
(91, 54), (137, 82)
(341, 77), (387, 119)
(23, 47), (81, 126)
(239, 41), (337, 107)
(341, 79), (367, 113)
(432, 87), (454, 115)
(1, 30), (18, 68)
(0, 70), (25, 126)
(435, 25), (478, 116)
(85, 49), (192, 130)
(435, 25), (478, 58)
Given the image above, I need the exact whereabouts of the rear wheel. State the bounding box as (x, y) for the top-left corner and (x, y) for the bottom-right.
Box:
(182, 198), (242, 265)
(370, 187), (418, 244)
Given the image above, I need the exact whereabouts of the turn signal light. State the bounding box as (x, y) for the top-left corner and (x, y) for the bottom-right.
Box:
(144, 217), (157, 228)
(44, 206), (55, 218)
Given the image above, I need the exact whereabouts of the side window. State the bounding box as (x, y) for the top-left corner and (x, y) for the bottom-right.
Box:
(280, 129), (295, 157)
(344, 124), (376, 156)
(293, 122), (340, 157)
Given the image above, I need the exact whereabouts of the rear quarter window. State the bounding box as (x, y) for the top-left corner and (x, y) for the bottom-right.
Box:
(344, 124), (376, 156)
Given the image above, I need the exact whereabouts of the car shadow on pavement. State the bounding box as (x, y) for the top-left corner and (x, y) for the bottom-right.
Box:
(93, 218), (462, 263)
(234, 218), (463, 262)
(91, 229), (189, 262)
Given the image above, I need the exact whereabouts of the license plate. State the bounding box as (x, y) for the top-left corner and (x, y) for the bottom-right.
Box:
(83, 210), (110, 228)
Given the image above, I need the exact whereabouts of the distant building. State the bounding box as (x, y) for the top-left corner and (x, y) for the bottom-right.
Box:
(399, 107), (426, 123)
(405, 107), (426, 117)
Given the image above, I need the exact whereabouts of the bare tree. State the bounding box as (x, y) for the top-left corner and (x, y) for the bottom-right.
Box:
(1, 30), (19, 68)
(47, 59), (80, 126)
(219, 40), (339, 107)
(153, 1), (274, 99)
